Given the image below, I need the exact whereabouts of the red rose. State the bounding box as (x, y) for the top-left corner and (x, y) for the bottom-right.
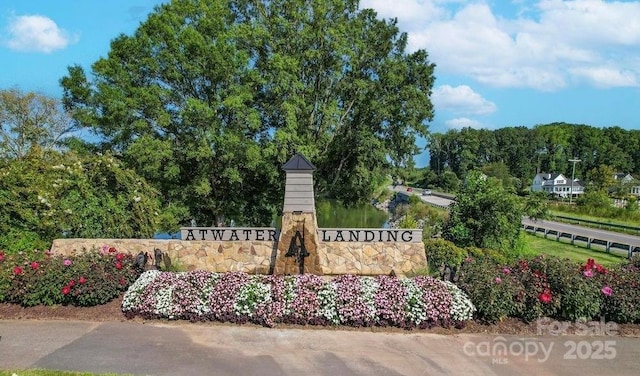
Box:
(538, 291), (553, 304)
(78, 276), (87, 284)
(116, 252), (125, 261)
(13, 266), (23, 275)
(61, 285), (71, 295)
(30, 261), (39, 270)
(0, 251), (5, 262)
(109, 247), (116, 253)
(115, 261), (123, 270)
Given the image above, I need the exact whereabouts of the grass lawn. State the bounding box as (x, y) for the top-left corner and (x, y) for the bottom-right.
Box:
(522, 233), (627, 266)
(548, 210), (640, 231)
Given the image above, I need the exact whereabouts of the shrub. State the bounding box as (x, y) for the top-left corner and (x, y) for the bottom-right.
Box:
(465, 246), (507, 265)
(457, 257), (523, 323)
(600, 258), (640, 323)
(424, 239), (465, 276)
(0, 230), (49, 256)
(1, 246), (140, 307)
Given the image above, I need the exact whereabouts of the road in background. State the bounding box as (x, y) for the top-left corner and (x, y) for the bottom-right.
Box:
(389, 185), (640, 256)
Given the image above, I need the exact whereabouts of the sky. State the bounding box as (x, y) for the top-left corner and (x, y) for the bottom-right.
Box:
(1, 0), (640, 167)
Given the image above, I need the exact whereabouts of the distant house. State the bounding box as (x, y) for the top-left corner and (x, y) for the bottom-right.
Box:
(531, 172), (585, 198)
(613, 173), (640, 197)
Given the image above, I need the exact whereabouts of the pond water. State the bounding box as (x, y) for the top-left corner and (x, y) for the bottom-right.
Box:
(315, 199), (389, 228)
(156, 200), (390, 239)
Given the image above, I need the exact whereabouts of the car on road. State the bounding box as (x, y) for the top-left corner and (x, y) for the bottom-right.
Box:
(422, 189), (432, 196)
(406, 187), (413, 192)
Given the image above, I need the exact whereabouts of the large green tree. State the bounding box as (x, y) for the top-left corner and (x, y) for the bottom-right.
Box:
(442, 171), (523, 254)
(0, 88), (76, 159)
(60, 0), (435, 226)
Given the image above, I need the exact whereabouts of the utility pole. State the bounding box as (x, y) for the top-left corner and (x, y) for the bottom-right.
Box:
(568, 158), (581, 204)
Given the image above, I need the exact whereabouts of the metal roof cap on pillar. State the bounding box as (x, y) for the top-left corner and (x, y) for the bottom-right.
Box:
(282, 153), (316, 171)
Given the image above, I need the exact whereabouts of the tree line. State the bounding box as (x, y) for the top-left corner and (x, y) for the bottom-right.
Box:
(426, 123), (640, 191)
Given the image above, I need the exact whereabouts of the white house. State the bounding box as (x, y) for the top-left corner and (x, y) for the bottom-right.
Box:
(613, 173), (640, 196)
(531, 173), (585, 198)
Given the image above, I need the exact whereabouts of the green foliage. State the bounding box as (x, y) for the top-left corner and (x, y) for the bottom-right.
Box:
(0, 150), (164, 245)
(1, 247), (140, 307)
(61, 0), (436, 226)
(576, 190), (614, 211)
(438, 171), (460, 193)
(586, 164), (616, 193)
(0, 230), (49, 255)
(424, 239), (465, 274)
(442, 171), (524, 253)
(465, 246), (508, 265)
(397, 215), (418, 229)
(0, 88), (77, 159)
(600, 258), (640, 323)
(458, 255), (612, 323)
(523, 191), (550, 221)
(457, 257), (523, 323)
(428, 123), (640, 189)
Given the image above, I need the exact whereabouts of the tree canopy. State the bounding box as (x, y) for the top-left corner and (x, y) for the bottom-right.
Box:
(0, 88), (76, 159)
(442, 171), (523, 254)
(428, 123), (640, 191)
(60, 0), (436, 227)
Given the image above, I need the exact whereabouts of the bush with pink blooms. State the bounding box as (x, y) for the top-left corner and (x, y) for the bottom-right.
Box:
(0, 246), (140, 306)
(121, 271), (476, 329)
(457, 254), (639, 324)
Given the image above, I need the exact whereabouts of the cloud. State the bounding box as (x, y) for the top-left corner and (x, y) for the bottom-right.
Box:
(445, 117), (486, 130)
(432, 85), (497, 115)
(4, 15), (77, 53)
(362, 0), (640, 90)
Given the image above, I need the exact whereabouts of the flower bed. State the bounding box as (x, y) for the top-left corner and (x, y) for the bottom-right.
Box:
(121, 270), (476, 329)
(457, 254), (640, 324)
(0, 246), (140, 307)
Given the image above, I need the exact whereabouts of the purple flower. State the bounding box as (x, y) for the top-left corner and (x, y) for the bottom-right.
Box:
(583, 269), (594, 277)
(601, 286), (613, 296)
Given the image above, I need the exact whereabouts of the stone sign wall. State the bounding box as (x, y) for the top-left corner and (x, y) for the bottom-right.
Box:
(50, 153), (428, 276)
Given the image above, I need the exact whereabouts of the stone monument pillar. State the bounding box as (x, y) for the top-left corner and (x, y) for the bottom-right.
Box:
(274, 153), (322, 275)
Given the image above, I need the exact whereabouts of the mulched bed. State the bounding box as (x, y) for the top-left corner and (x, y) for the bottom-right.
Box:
(2, 295), (639, 337)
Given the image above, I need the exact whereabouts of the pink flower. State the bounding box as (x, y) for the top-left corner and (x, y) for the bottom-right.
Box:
(30, 261), (39, 270)
(538, 291), (553, 304)
(502, 267), (511, 274)
(494, 277), (502, 284)
(13, 266), (23, 275)
(61, 285), (71, 295)
(116, 252), (125, 261)
(78, 276), (87, 284)
(583, 269), (594, 277)
(63, 259), (72, 266)
(601, 286), (613, 296)
(115, 261), (123, 270)
(68, 279), (75, 287)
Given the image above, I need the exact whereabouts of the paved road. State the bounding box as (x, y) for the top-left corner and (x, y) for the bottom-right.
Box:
(1, 320), (639, 375)
(393, 185), (640, 256)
